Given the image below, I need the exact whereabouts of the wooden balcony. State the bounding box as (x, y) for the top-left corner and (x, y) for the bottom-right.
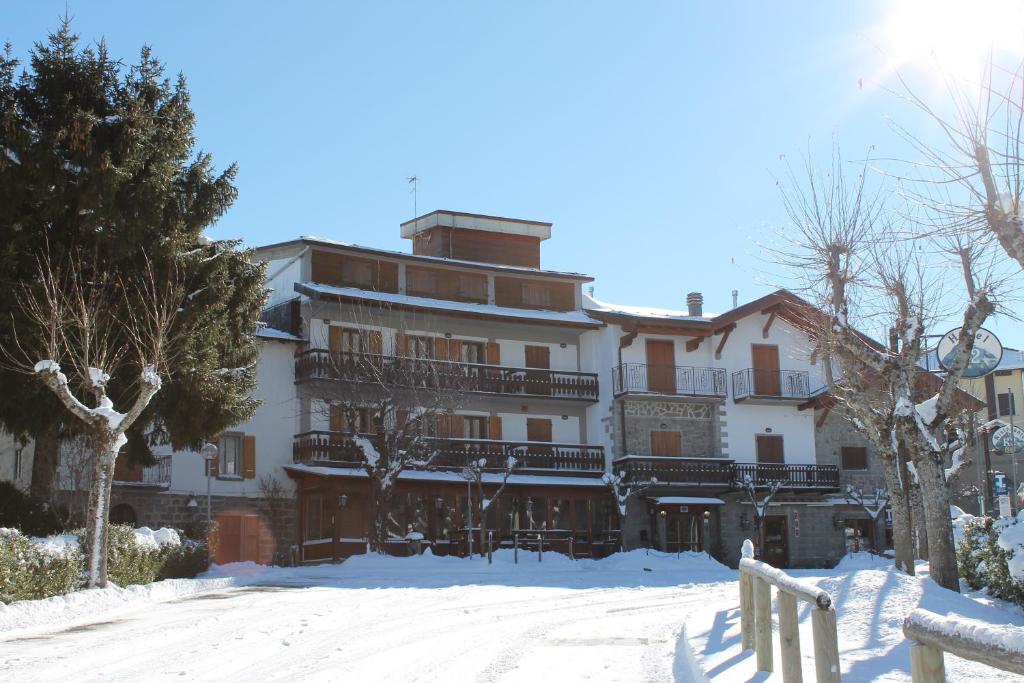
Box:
(613, 456), (840, 491)
(113, 457), (171, 488)
(731, 368), (811, 403)
(612, 363), (726, 399)
(293, 431), (605, 475)
(295, 349), (599, 402)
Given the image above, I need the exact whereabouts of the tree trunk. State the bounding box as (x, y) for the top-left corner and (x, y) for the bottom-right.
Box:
(367, 475), (393, 555)
(914, 454), (960, 592)
(910, 483), (928, 561)
(30, 420), (60, 500)
(84, 444), (117, 588)
(881, 454), (915, 575)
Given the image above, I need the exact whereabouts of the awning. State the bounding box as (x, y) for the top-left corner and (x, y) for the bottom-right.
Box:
(649, 496), (725, 506)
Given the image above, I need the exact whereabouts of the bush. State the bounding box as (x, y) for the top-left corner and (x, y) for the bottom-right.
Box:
(159, 539), (210, 579)
(0, 528), (82, 603)
(0, 481), (63, 537)
(91, 524), (173, 587)
(956, 515), (1024, 605)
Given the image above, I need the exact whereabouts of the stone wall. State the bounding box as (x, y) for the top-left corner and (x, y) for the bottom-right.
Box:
(617, 398), (719, 457)
(814, 407), (887, 492)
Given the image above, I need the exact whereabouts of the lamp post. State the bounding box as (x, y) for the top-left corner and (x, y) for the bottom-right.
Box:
(200, 442), (218, 525)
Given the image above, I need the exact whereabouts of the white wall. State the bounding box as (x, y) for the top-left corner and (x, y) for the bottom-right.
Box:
(264, 254), (305, 308)
(497, 412), (581, 443)
(496, 339), (577, 371)
(169, 339), (299, 498)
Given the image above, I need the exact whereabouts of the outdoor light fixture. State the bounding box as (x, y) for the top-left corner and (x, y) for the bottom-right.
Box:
(765, 427), (773, 433)
(338, 493), (348, 508)
(739, 513), (750, 530)
(435, 497), (444, 511)
(704, 510), (711, 520)
(832, 515), (842, 530)
(187, 495), (198, 509)
(561, 415), (568, 420)
(559, 343), (567, 348)
(323, 319), (331, 325)
(444, 332), (452, 339)
(660, 510), (667, 518)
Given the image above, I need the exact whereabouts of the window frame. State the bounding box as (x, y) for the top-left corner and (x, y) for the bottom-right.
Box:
(218, 432), (245, 479)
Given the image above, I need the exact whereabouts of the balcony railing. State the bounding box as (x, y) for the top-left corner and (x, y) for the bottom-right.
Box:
(114, 457), (171, 487)
(612, 363), (726, 398)
(613, 456), (840, 491)
(734, 463), (839, 489)
(731, 368), (810, 401)
(293, 431), (605, 474)
(295, 349), (599, 401)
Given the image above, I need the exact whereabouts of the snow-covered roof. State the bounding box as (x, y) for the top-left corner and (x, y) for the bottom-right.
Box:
(256, 235), (592, 280)
(256, 326), (305, 342)
(649, 496), (725, 506)
(583, 293), (716, 322)
(297, 282), (601, 328)
(283, 464), (608, 488)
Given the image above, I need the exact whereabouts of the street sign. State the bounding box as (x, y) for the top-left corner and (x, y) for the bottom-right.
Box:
(936, 327), (1003, 378)
(1000, 494), (1012, 518)
(993, 426), (1024, 455)
(995, 471), (1009, 496)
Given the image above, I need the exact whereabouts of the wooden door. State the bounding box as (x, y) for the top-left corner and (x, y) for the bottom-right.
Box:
(650, 430), (682, 456)
(646, 340), (676, 393)
(762, 516), (788, 568)
(241, 515), (261, 562)
(524, 345), (552, 395)
(752, 344), (781, 396)
(215, 515), (242, 565)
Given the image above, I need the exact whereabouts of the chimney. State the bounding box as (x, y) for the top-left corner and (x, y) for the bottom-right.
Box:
(686, 292), (704, 317)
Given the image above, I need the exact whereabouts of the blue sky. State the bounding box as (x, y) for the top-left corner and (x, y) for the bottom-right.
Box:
(6, 1), (1024, 345)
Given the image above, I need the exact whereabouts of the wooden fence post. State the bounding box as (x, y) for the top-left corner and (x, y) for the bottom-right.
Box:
(754, 575), (773, 672)
(739, 571), (754, 650)
(811, 607), (841, 683)
(908, 642), (944, 683)
(778, 590), (802, 683)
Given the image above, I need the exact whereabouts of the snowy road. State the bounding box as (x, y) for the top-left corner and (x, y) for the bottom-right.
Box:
(0, 553), (730, 682)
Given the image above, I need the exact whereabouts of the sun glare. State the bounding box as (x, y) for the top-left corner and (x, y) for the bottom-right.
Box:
(880, 0), (1024, 78)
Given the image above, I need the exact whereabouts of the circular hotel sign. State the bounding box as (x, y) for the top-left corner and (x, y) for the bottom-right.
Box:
(936, 327), (1002, 378)
(993, 425), (1024, 455)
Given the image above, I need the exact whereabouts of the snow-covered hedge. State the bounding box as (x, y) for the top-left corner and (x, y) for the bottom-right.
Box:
(956, 514), (1024, 605)
(0, 525), (209, 604)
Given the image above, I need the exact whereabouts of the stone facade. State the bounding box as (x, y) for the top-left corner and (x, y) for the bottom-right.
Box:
(616, 398), (720, 457)
(814, 407), (887, 492)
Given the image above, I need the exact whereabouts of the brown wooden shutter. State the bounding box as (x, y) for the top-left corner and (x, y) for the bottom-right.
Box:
(243, 436), (256, 478)
(330, 404), (344, 432)
(756, 435), (784, 464)
(524, 345), (551, 369)
(449, 414), (465, 439)
(395, 333), (409, 357)
(488, 415), (502, 440)
(368, 330), (383, 355)
(448, 339), (463, 363)
(396, 408), (409, 432)
(650, 430), (682, 456)
(486, 342), (500, 365)
(435, 337), (450, 361)
(329, 326), (342, 353)
(841, 446), (867, 470)
(526, 418), (553, 443)
(436, 414), (451, 438)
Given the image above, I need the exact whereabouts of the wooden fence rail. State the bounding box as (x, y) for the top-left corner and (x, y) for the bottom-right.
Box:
(902, 608), (1024, 682)
(738, 540), (841, 682)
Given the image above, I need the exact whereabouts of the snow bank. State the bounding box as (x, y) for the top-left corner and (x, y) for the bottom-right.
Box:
(834, 551), (892, 571)
(997, 514), (1024, 581)
(133, 527), (181, 549)
(29, 534), (80, 558)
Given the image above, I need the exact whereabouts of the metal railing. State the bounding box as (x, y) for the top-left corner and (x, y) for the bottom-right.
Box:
(732, 368), (810, 400)
(295, 349), (599, 401)
(293, 431), (605, 473)
(114, 457), (171, 486)
(739, 540), (841, 682)
(612, 363), (726, 398)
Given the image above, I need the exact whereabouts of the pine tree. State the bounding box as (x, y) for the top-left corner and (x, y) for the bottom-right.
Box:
(0, 20), (265, 497)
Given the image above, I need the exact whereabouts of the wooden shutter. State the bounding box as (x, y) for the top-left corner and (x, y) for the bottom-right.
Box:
(329, 326), (342, 353)
(436, 414), (451, 438)
(330, 404), (344, 432)
(841, 446), (867, 470)
(396, 408), (409, 432)
(524, 345), (551, 369)
(646, 340), (676, 393)
(650, 430), (682, 457)
(449, 414), (465, 439)
(486, 341), (500, 365)
(243, 436), (256, 478)
(368, 330), (382, 355)
(756, 435), (784, 464)
(488, 415), (503, 440)
(449, 339), (464, 363)
(395, 333), (409, 357)
(435, 337), (450, 361)
(752, 345), (781, 396)
(526, 418), (553, 443)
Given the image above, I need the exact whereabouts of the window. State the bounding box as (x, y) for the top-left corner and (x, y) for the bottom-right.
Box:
(458, 274), (487, 301)
(999, 392), (1017, 416)
(461, 341), (485, 364)
(343, 259), (375, 287)
(408, 336), (434, 360)
(464, 416), (488, 439)
(304, 493), (330, 541)
(341, 329), (366, 354)
(219, 433), (243, 477)
(521, 283), (552, 307)
(407, 268), (438, 295)
(841, 446), (868, 471)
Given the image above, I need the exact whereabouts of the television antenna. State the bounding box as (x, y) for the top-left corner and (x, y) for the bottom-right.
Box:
(406, 176), (418, 221)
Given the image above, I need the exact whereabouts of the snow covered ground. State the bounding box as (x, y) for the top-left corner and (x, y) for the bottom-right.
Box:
(1, 549), (1022, 681)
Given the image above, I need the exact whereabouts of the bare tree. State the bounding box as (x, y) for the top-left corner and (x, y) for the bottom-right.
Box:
(2, 253), (182, 587)
(735, 476), (782, 560)
(775, 150), (997, 590)
(844, 485), (890, 551)
(461, 454), (518, 556)
(306, 303), (470, 553)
